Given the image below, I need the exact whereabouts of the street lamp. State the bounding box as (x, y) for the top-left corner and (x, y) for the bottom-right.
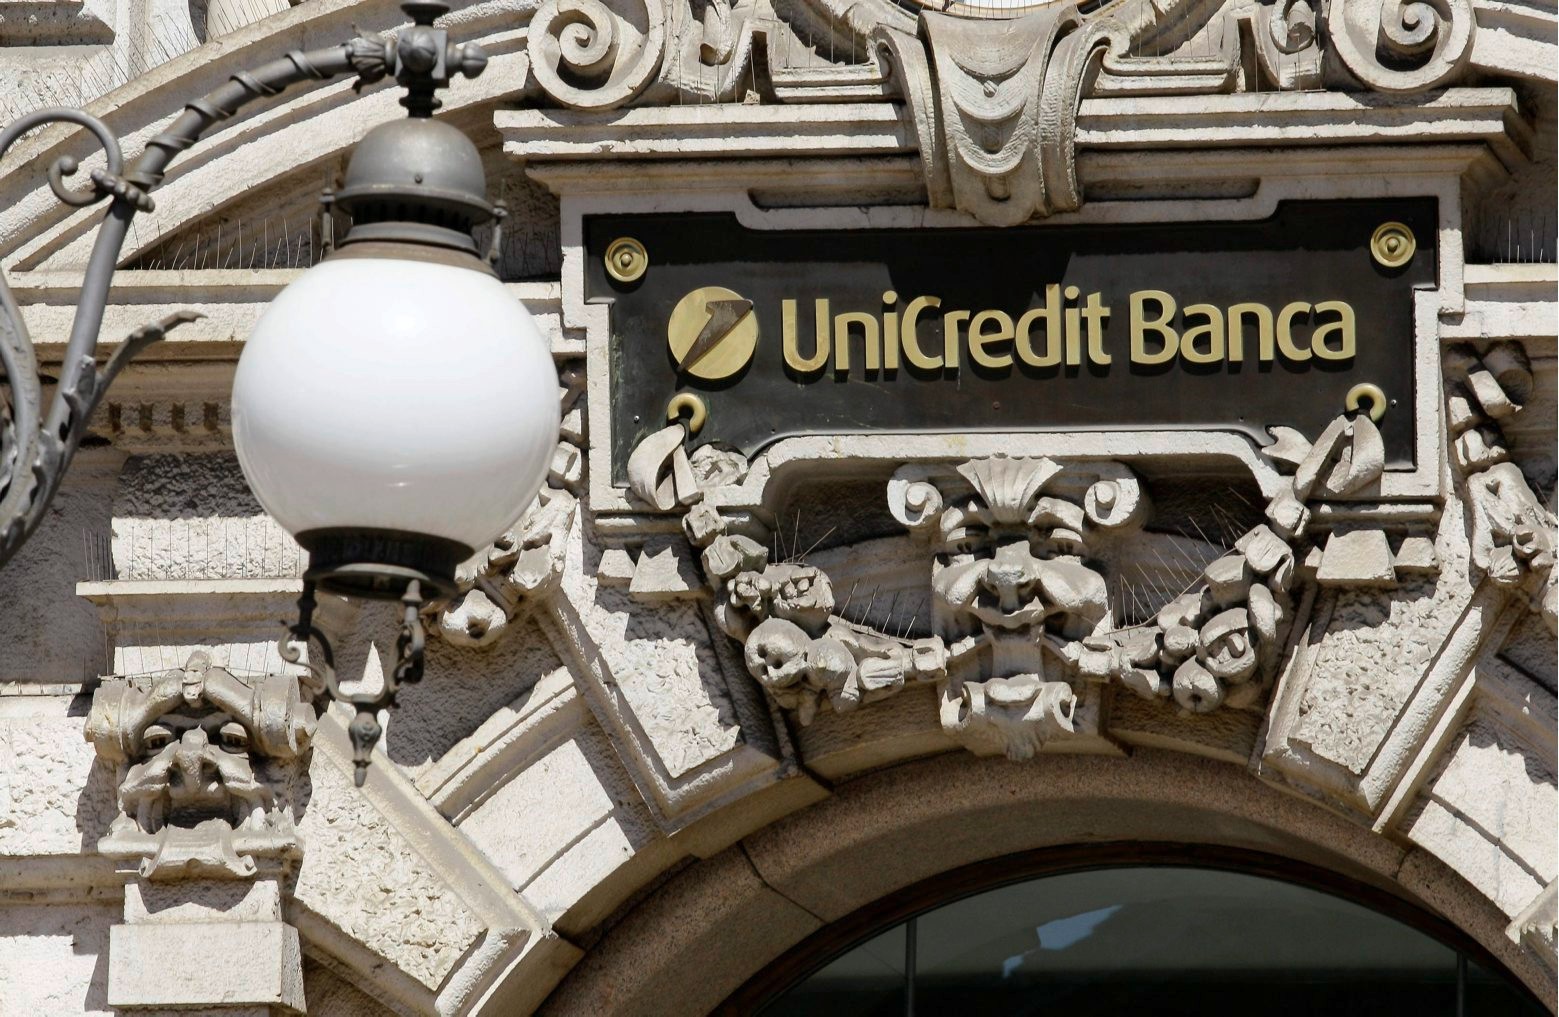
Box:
(0, 0), (561, 783)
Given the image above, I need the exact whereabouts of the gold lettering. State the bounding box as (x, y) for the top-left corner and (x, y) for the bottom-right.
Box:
(1227, 303), (1273, 362)
(1180, 303), (1225, 364)
(1311, 301), (1356, 360)
(882, 291), (900, 370)
(901, 296), (944, 370)
(782, 299), (830, 373)
(1277, 302), (1312, 361)
(1082, 291), (1111, 365)
(1064, 285), (1082, 366)
(943, 310), (970, 369)
(969, 310), (1015, 369)
(1130, 290), (1178, 365)
(834, 311), (881, 372)
(1016, 285), (1062, 367)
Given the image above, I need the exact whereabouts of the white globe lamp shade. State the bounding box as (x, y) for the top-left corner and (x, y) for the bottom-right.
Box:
(230, 118), (560, 600)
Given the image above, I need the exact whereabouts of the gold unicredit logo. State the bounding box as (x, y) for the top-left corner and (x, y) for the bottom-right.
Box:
(666, 286), (759, 380)
(667, 286), (1358, 379)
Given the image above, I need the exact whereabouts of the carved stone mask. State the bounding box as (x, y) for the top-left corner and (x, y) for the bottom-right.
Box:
(85, 652), (316, 879)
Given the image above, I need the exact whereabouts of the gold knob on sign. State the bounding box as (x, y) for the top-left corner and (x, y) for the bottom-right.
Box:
(1370, 222), (1416, 269)
(667, 392), (708, 434)
(1346, 382), (1388, 422)
(605, 237), (648, 283)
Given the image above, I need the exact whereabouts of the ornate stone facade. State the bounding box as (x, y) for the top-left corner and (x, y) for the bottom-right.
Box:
(0, 0), (1554, 1013)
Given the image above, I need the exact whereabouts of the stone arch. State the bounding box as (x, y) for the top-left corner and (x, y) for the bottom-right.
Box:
(528, 747), (1555, 1015)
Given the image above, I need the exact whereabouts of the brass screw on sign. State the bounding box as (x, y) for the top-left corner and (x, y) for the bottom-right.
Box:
(1370, 222), (1416, 269)
(605, 237), (648, 283)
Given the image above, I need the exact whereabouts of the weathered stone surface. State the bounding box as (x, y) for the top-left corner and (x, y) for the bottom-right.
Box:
(1293, 515), (1475, 776)
(107, 921), (305, 1011)
(1404, 718), (1557, 916)
(459, 725), (653, 902)
(302, 960), (394, 1017)
(580, 585), (742, 779)
(293, 741), (486, 991)
(538, 847), (821, 1017)
(0, 902), (116, 1015)
(0, 706), (118, 856)
(0, 451), (118, 684)
(383, 614), (567, 782)
(114, 454), (300, 581)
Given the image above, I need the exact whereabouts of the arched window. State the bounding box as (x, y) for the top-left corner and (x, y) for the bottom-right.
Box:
(742, 856), (1545, 1016)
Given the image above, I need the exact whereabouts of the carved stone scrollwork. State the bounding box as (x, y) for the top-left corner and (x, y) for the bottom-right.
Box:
(1446, 342), (1557, 633)
(1326, 0), (1474, 93)
(875, 9), (1119, 226)
(84, 652), (315, 880)
(528, 0), (667, 109)
(1247, 0), (1324, 90)
(439, 488), (578, 646)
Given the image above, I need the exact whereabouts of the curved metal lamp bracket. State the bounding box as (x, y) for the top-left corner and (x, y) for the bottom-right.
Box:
(0, 1), (483, 785)
(279, 582), (427, 786)
(0, 1), (485, 573)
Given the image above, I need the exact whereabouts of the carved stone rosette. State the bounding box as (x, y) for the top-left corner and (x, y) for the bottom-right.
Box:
(84, 652), (316, 880)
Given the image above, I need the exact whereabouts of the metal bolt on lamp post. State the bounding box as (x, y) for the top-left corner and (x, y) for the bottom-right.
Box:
(0, 0), (561, 784)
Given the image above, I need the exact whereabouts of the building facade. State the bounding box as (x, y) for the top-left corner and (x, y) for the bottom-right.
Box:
(0, 0), (1555, 1012)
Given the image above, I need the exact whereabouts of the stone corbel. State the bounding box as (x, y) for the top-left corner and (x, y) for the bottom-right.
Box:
(84, 651), (315, 881)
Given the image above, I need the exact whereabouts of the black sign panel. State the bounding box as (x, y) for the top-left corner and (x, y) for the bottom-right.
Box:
(586, 199), (1435, 484)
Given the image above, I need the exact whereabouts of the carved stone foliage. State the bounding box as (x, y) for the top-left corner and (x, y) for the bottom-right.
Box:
(662, 404), (1428, 758)
(1446, 341), (1556, 633)
(515, 0), (1490, 220)
(84, 651), (315, 879)
(435, 363), (584, 648)
(891, 457), (1144, 756)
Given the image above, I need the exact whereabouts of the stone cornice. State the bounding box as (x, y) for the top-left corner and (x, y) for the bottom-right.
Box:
(503, 87), (1530, 165)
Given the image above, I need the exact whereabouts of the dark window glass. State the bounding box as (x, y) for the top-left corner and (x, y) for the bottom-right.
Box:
(762, 922), (905, 1017)
(762, 867), (1545, 1017)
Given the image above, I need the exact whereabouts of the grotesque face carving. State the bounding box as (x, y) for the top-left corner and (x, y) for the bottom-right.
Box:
(931, 458), (1126, 646)
(890, 456), (1148, 759)
(86, 651), (315, 879)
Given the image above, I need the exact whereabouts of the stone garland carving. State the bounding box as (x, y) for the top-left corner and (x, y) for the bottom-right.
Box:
(1324, 0), (1475, 94)
(84, 651), (316, 879)
(1445, 342), (1556, 634)
(669, 409), (1410, 758)
(436, 364), (585, 647)
(527, 0), (667, 109)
